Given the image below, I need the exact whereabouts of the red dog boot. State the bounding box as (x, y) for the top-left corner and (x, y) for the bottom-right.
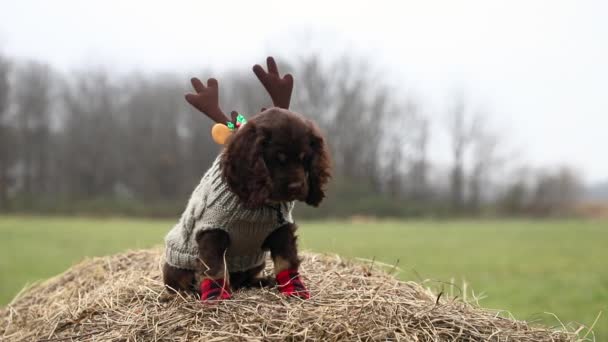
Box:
(276, 269), (310, 299)
(200, 278), (231, 301)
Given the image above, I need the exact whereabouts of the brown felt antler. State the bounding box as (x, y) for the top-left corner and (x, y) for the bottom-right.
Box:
(253, 57), (293, 110)
(184, 77), (230, 125)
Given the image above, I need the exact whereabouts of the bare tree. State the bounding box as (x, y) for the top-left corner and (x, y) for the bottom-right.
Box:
(468, 122), (502, 212)
(0, 54), (12, 209)
(498, 166), (533, 215)
(13, 61), (54, 202)
(60, 69), (124, 198)
(122, 73), (186, 200)
(291, 55), (334, 127)
(531, 167), (583, 216)
(299, 55), (390, 185)
(400, 101), (431, 200)
(446, 95), (480, 212)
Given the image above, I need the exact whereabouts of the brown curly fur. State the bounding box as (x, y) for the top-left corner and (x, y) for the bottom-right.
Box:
(221, 108), (331, 208)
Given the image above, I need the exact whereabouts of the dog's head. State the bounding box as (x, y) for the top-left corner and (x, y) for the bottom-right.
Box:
(184, 56), (331, 208)
(221, 108), (331, 208)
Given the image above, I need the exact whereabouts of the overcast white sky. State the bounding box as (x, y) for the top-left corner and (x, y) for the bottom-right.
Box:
(1, 0), (607, 183)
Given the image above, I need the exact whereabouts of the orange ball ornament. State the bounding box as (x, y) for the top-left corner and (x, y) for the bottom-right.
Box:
(211, 123), (233, 145)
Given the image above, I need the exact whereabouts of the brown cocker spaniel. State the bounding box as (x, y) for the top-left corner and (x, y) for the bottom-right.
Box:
(163, 57), (331, 301)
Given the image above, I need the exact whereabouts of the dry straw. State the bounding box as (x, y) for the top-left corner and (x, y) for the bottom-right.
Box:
(0, 249), (588, 341)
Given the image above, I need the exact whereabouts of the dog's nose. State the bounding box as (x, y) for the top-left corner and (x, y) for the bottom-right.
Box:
(288, 182), (302, 190)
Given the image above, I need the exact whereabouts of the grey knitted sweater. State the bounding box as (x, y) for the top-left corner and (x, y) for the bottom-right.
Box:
(164, 156), (295, 272)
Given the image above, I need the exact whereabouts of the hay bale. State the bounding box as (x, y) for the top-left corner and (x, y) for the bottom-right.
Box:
(0, 249), (581, 341)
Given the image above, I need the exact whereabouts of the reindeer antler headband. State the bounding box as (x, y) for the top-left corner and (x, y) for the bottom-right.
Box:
(185, 56), (293, 145)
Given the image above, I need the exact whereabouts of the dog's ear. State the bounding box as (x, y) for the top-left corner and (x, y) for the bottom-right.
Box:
(221, 122), (272, 208)
(305, 121), (331, 207)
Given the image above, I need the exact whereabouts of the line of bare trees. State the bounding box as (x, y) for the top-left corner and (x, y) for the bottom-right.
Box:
(0, 51), (583, 217)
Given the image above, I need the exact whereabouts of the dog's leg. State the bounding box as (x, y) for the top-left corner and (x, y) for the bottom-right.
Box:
(195, 229), (231, 301)
(262, 223), (310, 299)
(162, 263), (195, 293)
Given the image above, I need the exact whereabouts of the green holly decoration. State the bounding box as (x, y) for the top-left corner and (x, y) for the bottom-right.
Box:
(227, 122), (235, 131)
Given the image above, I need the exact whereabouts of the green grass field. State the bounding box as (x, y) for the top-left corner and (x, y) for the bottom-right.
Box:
(0, 216), (606, 339)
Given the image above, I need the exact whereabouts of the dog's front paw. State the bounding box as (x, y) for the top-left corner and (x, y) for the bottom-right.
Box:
(200, 278), (231, 301)
(276, 269), (310, 299)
